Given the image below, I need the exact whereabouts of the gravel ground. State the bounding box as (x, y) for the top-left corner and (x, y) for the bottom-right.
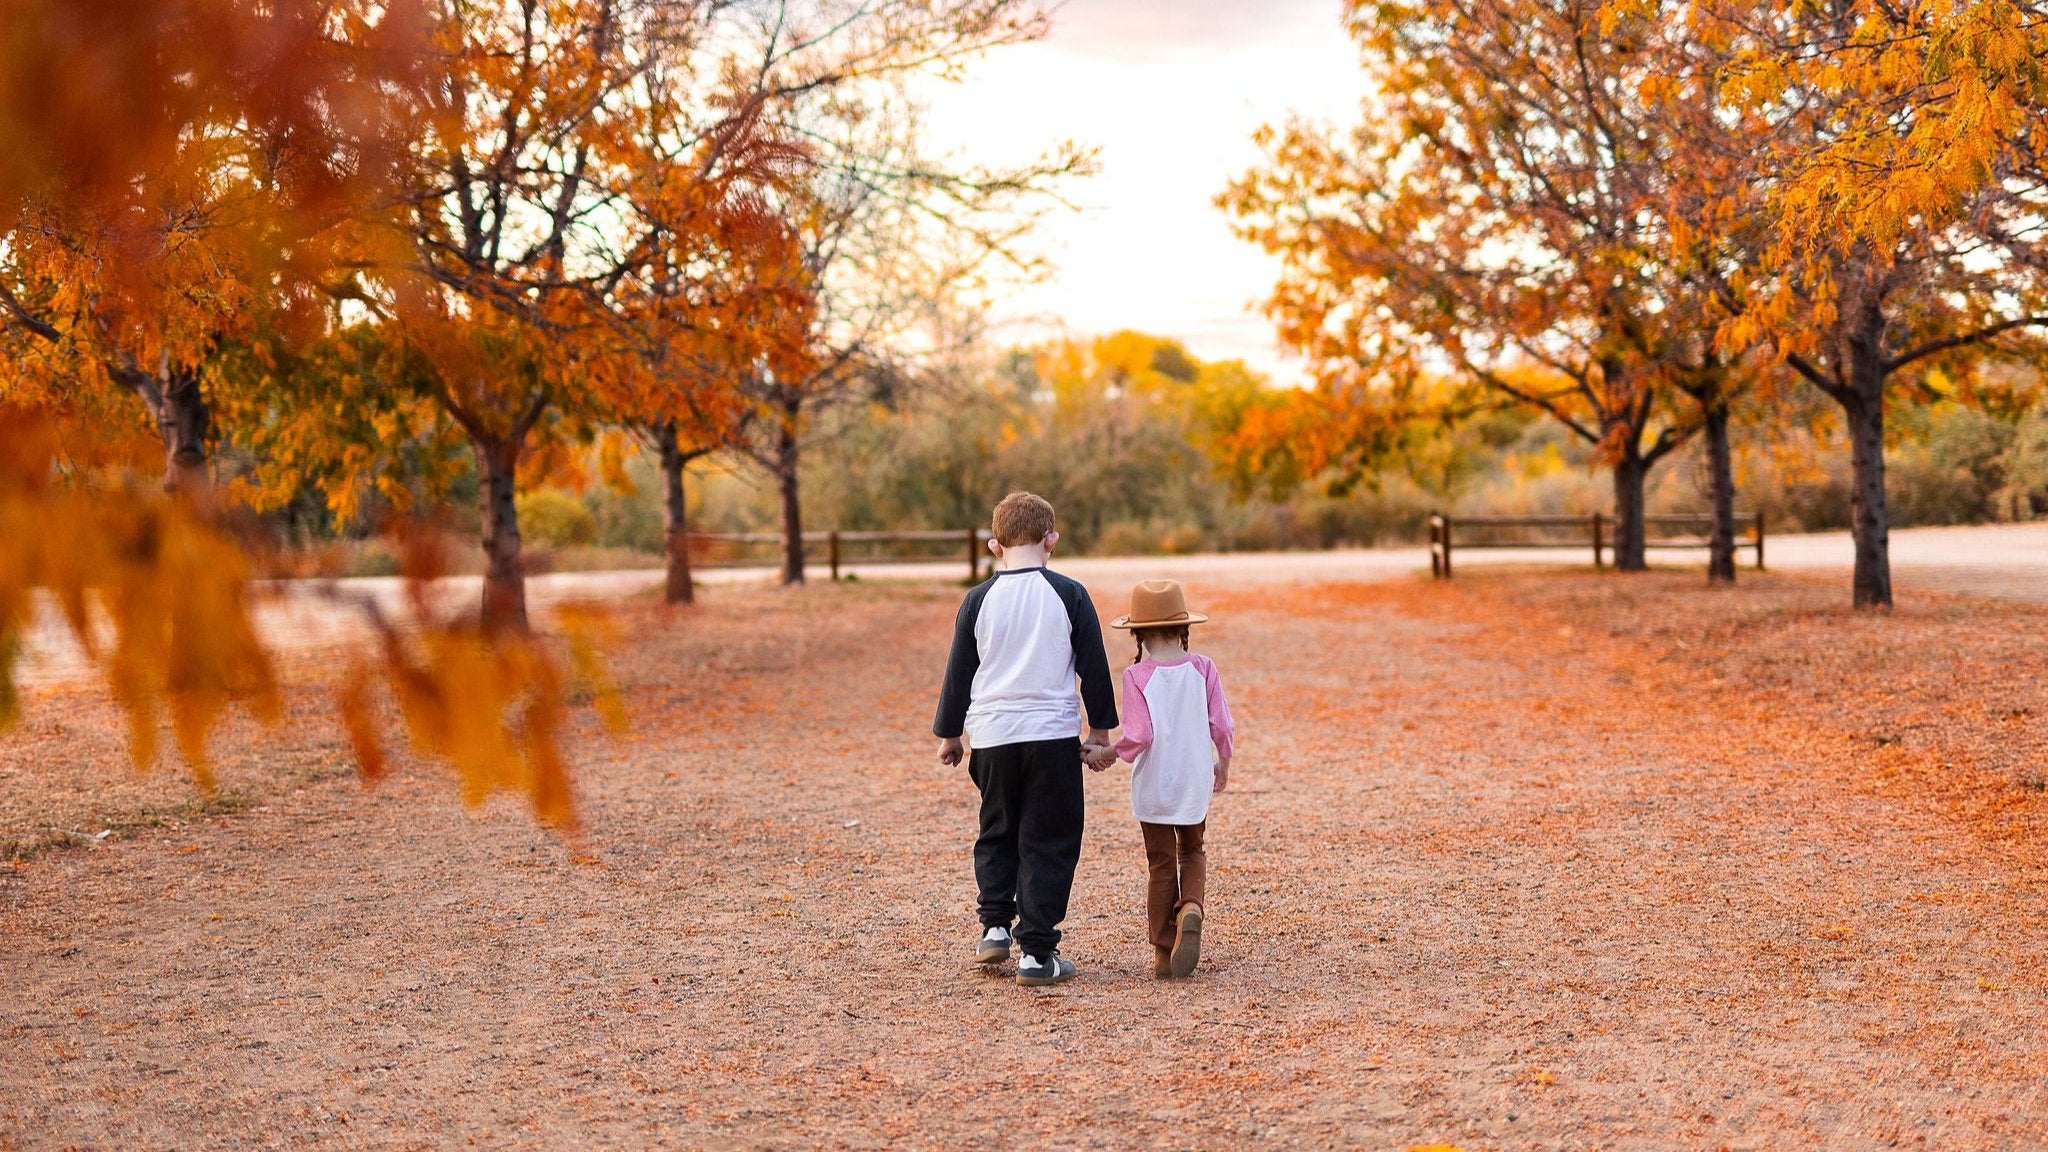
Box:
(3, 569), (2047, 1149)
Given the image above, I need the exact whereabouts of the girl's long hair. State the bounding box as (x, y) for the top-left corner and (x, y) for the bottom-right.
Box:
(1130, 625), (1190, 665)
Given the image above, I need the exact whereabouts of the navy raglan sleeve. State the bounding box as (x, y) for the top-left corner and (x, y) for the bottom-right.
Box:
(1052, 573), (1119, 730)
(932, 582), (989, 739)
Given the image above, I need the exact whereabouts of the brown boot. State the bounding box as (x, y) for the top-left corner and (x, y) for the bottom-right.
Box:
(1153, 945), (1173, 979)
(1170, 904), (1204, 978)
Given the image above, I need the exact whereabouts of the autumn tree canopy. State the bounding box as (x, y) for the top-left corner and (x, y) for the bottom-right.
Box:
(1694, 0), (2048, 606)
(0, 0), (1081, 822)
(1228, 0), (2048, 603)
(1224, 0), (1724, 571)
(0, 0), (423, 494)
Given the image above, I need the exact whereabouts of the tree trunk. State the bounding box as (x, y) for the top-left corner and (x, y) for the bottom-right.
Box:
(475, 435), (528, 632)
(112, 360), (210, 498)
(1610, 447), (1648, 572)
(1843, 385), (1892, 608)
(1703, 400), (1736, 584)
(153, 365), (211, 498)
(776, 421), (804, 586)
(655, 423), (694, 606)
(1836, 290), (1894, 609)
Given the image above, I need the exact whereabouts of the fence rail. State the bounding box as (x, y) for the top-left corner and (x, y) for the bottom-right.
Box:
(1428, 512), (1764, 578)
(685, 529), (995, 581)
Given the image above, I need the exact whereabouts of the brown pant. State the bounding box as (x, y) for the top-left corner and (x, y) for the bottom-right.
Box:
(1140, 821), (1207, 951)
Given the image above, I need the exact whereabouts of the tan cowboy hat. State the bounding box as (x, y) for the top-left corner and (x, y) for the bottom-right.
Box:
(1110, 579), (1210, 629)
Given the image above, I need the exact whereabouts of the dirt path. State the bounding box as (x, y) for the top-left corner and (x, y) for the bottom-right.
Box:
(4, 572), (2047, 1149)
(23, 519), (2048, 689)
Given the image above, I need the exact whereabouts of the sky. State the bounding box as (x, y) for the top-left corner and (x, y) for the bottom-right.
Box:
(917, 0), (1363, 385)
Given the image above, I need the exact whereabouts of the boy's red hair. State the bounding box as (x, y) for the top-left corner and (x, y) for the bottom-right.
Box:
(991, 491), (1056, 546)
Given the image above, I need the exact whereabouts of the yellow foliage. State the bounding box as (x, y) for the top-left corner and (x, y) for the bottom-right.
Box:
(559, 604), (630, 737)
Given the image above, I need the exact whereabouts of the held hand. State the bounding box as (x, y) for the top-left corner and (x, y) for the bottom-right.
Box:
(938, 736), (965, 767)
(1082, 728), (1116, 772)
(1213, 757), (1230, 794)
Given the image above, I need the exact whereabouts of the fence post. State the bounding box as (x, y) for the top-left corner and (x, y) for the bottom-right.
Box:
(829, 530), (841, 582)
(967, 527), (980, 582)
(1592, 512), (1605, 570)
(1428, 513), (1441, 578)
(1441, 514), (1453, 579)
(1755, 511), (1766, 571)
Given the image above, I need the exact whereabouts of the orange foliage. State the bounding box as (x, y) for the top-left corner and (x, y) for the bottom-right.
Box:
(0, 0), (421, 249)
(0, 406), (623, 827)
(329, 524), (631, 830)
(0, 407), (279, 787)
(0, 0), (422, 493)
(1684, 0), (2048, 253)
(1220, 0), (1716, 549)
(0, 0), (1065, 823)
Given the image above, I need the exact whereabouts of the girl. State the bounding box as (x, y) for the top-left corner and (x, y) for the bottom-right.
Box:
(1110, 579), (1235, 979)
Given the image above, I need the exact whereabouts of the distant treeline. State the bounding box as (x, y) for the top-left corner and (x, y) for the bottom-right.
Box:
(344, 332), (2048, 574)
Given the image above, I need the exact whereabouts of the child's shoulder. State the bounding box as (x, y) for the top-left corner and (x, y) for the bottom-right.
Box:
(1032, 567), (1101, 617)
(953, 573), (999, 610)
(1034, 565), (1088, 594)
(1188, 651), (1222, 678)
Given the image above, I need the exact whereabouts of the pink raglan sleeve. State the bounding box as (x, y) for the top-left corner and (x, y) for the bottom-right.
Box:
(1199, 655), (1235, 760)
(1114, 664), (1153, 762)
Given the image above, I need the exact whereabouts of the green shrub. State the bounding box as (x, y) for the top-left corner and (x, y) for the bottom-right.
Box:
(516, 488), (598, 548)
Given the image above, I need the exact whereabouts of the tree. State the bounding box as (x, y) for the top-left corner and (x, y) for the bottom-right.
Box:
(0, 0), (630, 825)
(0, 0), (419, 770)
(332, 0), (1083, 617)
(626, 213), (814, 606)
(1626, 12), (1782, 584)
(797, 331), (1279, 551)
(1702, 0), (2048, 606)
(1701, 0), (2048, 257)
(322, 0), (828, 631)
(1222, 0), (1710, 570)
(1006, 333), (1257, 549)
(727, 85), (1089, 584)
(0, 0), (421, 496)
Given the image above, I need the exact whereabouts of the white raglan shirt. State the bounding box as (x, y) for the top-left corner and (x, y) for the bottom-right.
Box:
(931, 566), (1119, 749)
(1114, 654), (1236, 825)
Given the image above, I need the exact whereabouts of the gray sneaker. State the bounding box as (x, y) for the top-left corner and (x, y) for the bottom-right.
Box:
(976, 925), (1013, 965)
(1015, 951), (1076, 987)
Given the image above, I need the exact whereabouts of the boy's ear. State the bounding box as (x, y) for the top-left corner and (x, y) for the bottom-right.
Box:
(1044, 530), (1059, 551)
(988, 538), (1004, 556)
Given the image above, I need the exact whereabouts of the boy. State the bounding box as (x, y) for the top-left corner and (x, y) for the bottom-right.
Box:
(933, 492), (1118, 987)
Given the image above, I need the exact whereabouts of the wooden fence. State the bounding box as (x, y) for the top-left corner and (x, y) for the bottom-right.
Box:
(1427, 512), (1764, 578)
(686, 529), (995, 582)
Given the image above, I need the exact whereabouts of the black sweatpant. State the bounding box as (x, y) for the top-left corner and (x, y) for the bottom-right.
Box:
(968, 736), (1085, 959)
